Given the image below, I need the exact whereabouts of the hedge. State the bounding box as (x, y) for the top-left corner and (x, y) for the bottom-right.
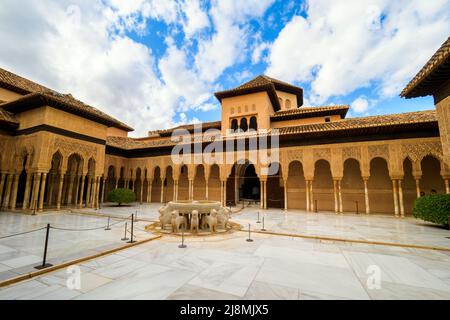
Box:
(107, 188), (136, 206)
(413, 194), (450, 227)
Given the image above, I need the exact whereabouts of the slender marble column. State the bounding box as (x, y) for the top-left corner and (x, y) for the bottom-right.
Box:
(392, 179), (399, 217)
(91, 177), (98, 208)
(283, 180), (288, 211)
(263, 180), (267, 209)
(56, 174), (64, 210)
(174, 180), (178, 201)
(221, 180), (225, 206)
(0, 173), (6, 205)
(205, 182), (209, 200)
(47, 173), (54, 206)
(160, 179), (165, 203)
(31, 173), (42, 211)
(1, 174), (13, 210)
(189, 180), (193, 201)
(74, 175), (80, 207)
(101, 178), (106, 204)
(78, 175), (86, 208)
(67, 175), (75, 205)
(115, 179), (118, 189)
(86, 177), (92, 206)
(131, 179), (135, 192)
(415, 178), (421, 198)
(139, 180), (143, 203)
(259, 180), (263, 209)
(38, 173), (47, 211)
(305, 180), (310, 212)
(338, 180), (343, 214)
(95, 177), (101, 209)
(23, 173), (32, 210)
(149, 182), (153, 203)
(445, 179), (449, 194)
(10, 174), (20, 210)
(398, 179), (405, 218)
(310, 181), (314, 212)
(333, 180), (338, 214)
(224, 181), (227, 207)
(363, 179), (370, 214)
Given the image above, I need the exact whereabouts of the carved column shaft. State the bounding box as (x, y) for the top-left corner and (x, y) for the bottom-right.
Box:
(392, 179), (399, 217)
(305, 180), (310, 212)
(79, 175), (86, 207)
(284, 180), (288, 211)
(333, 180), (338, 214)
(398, 179), (405, 218)
(363, 179), (370, 214)
(0, 173), (6, 206)
(23, 173), (32, 210)
(38, 173), (47, 211)
(10, 174), (20, 210)
(56, 174), (65, 210)
(338, 180), (343, 214)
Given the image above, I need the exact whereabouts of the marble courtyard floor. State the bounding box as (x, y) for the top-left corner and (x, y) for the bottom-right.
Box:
(0, 204), (449, 299)
(0, 210), (151, 282)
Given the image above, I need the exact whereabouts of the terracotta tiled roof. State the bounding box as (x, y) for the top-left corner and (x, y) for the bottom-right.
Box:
(401, 36), (450, 98)
(279, 110), (436, 135)
(148, 121), (221, 137)
(107, 110), (437, 150)
(0, 107), (19, 128)
(271, 105), (349, 121)
(0, 67), (133, 131)
(214, 75), (304, 111)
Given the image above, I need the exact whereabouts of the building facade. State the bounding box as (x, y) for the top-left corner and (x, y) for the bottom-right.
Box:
(0, 37), (449, 217)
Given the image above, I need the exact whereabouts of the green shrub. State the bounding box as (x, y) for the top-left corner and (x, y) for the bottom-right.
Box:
(107, 188), (136, 206)
(413, 194), (450, 226)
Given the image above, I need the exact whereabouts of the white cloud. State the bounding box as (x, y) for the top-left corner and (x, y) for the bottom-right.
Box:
(180, 0), (210, 38)
(266, 0), (450, 104)
(351, 97), (370, 113)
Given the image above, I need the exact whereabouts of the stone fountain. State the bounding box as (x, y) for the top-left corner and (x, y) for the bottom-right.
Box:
(158, 200), (232, 234)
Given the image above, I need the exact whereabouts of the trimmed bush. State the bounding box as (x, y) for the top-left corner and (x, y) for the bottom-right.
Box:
(413, 194), (450, 227)
(107, 188), (136, 206)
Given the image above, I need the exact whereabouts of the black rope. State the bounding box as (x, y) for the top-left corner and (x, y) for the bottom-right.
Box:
(0, 227), (47, 240)
(50, 217), (127, 232)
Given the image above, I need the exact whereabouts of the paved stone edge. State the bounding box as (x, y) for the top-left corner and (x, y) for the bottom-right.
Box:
(0, 235), (162, 289)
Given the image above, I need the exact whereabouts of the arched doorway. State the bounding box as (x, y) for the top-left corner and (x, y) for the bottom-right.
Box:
(193, 165), (206, 200)
(313, 159), (334, 212)
(287, 161), (306, 209)
(226, 161), (260, 205)
(420, 155), (445, 195)
(151, 167), (161, 202)
(165, 166), (174, 202)
(266, 162), (283, 208)
(368, 157), (393, 214)
(402, 158), (417, 214)
(342, 158), (365, 213)
(208, 164), (221, 201)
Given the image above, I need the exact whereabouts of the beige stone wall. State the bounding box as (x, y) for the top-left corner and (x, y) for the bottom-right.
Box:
(275, 90), (298, 110)
(0, 87), (22, 102)
(221, 92), (274, 133)
(434, 80), (450, 169)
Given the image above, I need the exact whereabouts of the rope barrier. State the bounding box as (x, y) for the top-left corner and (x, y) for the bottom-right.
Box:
(0, 227), (47, 240)
(50, 218), (126, 232)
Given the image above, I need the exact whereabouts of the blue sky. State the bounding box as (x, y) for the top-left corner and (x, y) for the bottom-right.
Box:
(0, 0), (449, 136)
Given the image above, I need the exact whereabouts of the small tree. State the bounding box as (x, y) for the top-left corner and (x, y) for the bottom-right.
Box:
(413, 194), (450, 227)
(107, 188), (136, 206)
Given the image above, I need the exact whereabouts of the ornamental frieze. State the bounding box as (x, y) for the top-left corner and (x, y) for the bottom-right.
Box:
(401, 141), (443, 162)
(368, 144), (389, 160)
(342, 146), (361, 161)
(285, 150), (303, 164)
(313, 148), (331, 162)
(54, 138), (98, 159)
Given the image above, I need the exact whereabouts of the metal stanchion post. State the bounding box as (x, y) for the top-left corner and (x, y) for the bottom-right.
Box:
(256, 211), (261, 223)
(246, 223), (253, 242)
(105, 217), (111, 230)
(178, 230), (187, 248)
(35, 224), (53, 269)
(127, 214), (135, 243)
(261, 217), (266, 231)
(121, 222), (129, 241)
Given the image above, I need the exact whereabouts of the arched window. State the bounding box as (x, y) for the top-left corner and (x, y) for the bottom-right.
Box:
(249, 116), (258, 131)
(240, 118), (248, 132)
(278, 97), (283, 108)
(231, 119), (238, 131)
(285, 99), (291, 109)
